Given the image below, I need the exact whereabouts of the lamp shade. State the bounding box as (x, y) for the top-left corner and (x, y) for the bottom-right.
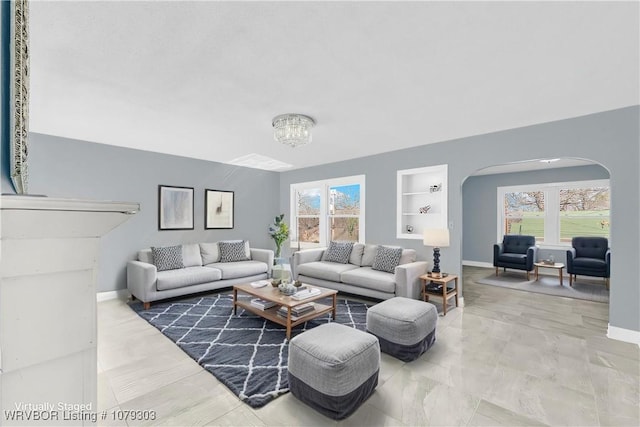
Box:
(423, 228), (450, 247)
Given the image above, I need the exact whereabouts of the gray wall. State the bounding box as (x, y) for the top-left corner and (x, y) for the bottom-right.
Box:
(463, 165), (610, 265)
(29, 133), (280, 292)
(280, 106), (640, 333)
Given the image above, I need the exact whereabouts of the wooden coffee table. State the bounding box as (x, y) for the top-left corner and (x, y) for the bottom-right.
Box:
(534, 262), (566, 286)
(233, 283), (338, 340)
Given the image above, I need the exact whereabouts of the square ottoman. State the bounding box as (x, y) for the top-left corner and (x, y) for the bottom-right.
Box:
(366, 296), (437, 362)
(288, 323), (380, 420)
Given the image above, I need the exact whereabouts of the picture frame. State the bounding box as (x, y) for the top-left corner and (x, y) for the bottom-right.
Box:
(158, 185), (194, 230)
(205, 189), (234, 229)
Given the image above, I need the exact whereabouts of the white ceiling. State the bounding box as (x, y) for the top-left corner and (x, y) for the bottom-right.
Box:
(28, 1), (639, 171)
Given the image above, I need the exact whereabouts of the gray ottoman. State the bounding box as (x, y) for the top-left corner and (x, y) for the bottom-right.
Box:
(288, 323), (380, 420)
(366, 297), (437, 362)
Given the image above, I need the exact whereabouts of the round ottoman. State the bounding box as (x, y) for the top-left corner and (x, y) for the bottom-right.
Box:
(366, 296), (437, 362)
(287, 323), (380, 420)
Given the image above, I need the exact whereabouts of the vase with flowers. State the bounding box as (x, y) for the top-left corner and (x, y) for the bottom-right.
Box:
(268, 214), (289, 259)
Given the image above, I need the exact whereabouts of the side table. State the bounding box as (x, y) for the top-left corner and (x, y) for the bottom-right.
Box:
(419, 273), (459, 315)
(534, 262), (565, 286)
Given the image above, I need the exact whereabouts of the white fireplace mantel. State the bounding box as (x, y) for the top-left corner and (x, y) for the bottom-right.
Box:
(0, 195), (139, 425)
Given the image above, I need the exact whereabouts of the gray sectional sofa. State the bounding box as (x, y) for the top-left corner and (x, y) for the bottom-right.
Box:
(127, 241), (273, 309)
(292, 243), (428, 300)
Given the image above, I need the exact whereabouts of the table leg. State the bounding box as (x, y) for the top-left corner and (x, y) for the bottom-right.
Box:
(332, 294), (337, 320)
(233, 288), (237, 315)
(559, 268), (563, 286)
(421, 278), (426, 302)
(286, 307), (293, 340)
(442, 281), (447, 316)
(454, 277), (459, 308)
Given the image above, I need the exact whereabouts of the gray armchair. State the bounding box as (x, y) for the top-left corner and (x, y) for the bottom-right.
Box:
(566, 237), (610, 289)
(493, 235), (538, 280)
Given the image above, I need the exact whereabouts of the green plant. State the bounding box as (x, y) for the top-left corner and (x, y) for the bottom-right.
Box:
(268, 214), (289, 258)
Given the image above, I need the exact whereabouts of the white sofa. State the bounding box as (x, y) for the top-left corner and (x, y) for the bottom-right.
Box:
(127, 242), (273, 309)
(292, 244), (428, 300)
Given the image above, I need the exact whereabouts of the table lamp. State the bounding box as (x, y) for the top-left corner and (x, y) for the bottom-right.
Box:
(423, 228), (450, 278)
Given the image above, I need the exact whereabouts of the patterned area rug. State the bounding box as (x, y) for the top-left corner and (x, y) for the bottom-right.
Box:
(476, 272), (609, 303)
(130, 294), (368, 407)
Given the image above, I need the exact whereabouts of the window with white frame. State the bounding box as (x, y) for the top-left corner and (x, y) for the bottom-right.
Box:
(498, 180), (610, 246)
(290, 175), (365, 248)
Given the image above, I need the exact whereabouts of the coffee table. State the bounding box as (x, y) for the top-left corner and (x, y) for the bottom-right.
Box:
(233, 283), (338, 340)
(534, 262), (566, 286)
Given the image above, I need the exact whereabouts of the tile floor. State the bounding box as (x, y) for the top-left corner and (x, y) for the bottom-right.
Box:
(97, 266), (639, 426)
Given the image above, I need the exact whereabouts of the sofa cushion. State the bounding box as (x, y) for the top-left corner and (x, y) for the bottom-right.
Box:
(297, 261), (359, 282)
(340, 267), (396, 294)
(573, 257), (607, 270)
(399, 249), (416, 265)
(323, 241), (354, 264)
(349, 243), (365, 266)
(182, 243), (203, 267)
(497, 253), (527, 265)
(156, 266), (221, 291)
(205, 260), (268, 280)
(361, 244), (379, 267)
(200, 242), (220, 264)
(138, 248), (153, 264)
(372, 246), (403, 273)
(219, 241), (251, 262)
(151, 245), (184, 271)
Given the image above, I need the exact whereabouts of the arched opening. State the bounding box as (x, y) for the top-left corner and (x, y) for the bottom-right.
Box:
(460, 157), (611, 318)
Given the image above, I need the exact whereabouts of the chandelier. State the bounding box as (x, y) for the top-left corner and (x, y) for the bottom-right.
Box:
(272, 114), (315, 148)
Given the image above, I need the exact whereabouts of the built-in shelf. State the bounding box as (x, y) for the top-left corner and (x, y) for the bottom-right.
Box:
(397, 164), (448, 239)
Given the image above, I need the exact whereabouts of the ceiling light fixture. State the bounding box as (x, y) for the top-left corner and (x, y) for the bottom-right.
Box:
(272, 114), (315, 148)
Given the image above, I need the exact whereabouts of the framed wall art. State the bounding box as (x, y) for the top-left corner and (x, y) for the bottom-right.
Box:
(158, 185), (194, 230)
(205, 189), (234, 229)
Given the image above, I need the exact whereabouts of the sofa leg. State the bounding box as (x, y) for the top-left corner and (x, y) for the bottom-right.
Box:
(495, 267), (499, 276)
(569, 274), (573, 287)
(605, 278), (609, 290)
(143, 302), (151, 310)
(526, 271), (530, 281)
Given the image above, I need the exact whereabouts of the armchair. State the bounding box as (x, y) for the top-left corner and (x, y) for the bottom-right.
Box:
(493, 235), (538, 280)
(566, 237), (610, 289)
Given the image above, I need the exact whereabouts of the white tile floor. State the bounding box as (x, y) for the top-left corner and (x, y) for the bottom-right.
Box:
(97, 267), (639, 426)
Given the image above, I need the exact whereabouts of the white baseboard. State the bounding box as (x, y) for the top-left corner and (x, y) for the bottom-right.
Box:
(97, 289), (129, 302)
(462, 260), (493, 268)
(607, 324), (640, 346)
(458, 296), (465, 307)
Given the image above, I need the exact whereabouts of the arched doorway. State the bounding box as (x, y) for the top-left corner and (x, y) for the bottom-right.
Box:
(460, 157), (611, 315)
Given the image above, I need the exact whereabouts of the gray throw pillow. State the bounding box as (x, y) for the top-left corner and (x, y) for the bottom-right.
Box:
(372, 246), (403, 273)
(151, 245), (184, 271)
(324, 241), (354, 264)
(219, 241), (250, 262)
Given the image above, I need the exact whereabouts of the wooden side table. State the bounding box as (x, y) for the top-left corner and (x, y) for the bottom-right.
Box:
(534, 262), (565, 286)
(419, 273), (459, 315)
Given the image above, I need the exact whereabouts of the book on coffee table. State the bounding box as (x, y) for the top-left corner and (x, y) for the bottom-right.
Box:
(291, 288), (321, 300)
(250, 298), (278, 310)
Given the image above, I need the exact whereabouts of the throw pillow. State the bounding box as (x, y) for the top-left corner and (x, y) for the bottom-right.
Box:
(200, 242), (220, 265)
(219, 240), (250, 262)
(324, 241), (354, 264)
(372, 246), (403, 273)
(151, 245), (184, 271)
(361, 244), (379, 266)
(182, 243), (203, 267)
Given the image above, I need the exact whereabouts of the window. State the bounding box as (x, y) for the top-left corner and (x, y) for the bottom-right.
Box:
(498, 180), (609, 246)
(291, 175), (365, 248)
(503, 191), (545, 242)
